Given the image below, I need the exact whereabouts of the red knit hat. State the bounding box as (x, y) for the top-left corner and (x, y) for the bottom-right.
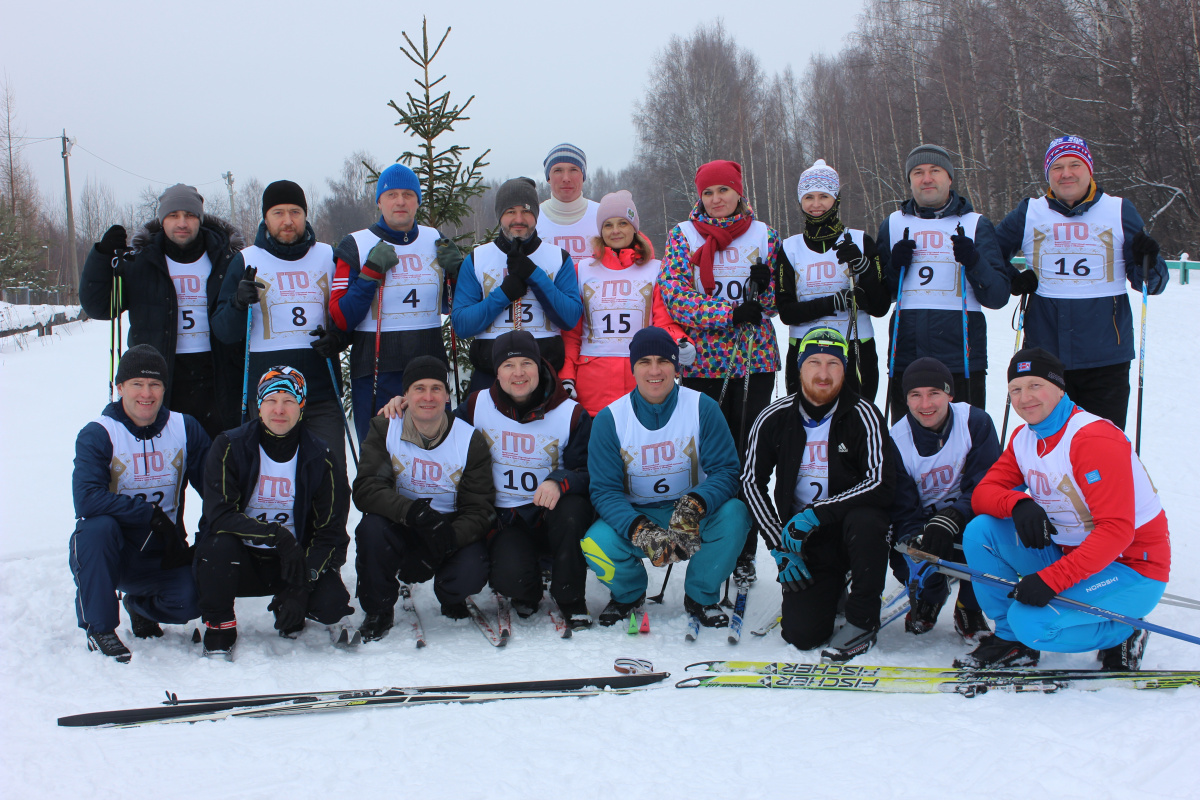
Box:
(694, 160), (743, 197)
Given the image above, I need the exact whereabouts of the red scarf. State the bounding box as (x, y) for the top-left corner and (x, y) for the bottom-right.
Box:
(688, 214), (752, 294)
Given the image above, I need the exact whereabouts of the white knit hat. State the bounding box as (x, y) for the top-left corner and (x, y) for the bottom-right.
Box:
(796, 159), (840, 201)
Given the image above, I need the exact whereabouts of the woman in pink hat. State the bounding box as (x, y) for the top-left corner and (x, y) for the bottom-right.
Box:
(657, 159), (782, 582)
(561, 190), (689, 415)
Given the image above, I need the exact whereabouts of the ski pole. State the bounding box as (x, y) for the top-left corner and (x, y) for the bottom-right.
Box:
(738, 273), (760, 453)
(835, 232), (865, 391)
(240, 266), (257, 423)
(955, 225), (970, 385)
(898, 544), (1200, 647)
(648, 563), (673, 604)
(885, 227), (910, 425)
(999, 293), (1028, 443)
(108, 254), (123, 401)
(326, 357), (359, 469)
(1135, 254), (1150, 455)
(447, 275), (462, 404)
(372, 278), (384, 419)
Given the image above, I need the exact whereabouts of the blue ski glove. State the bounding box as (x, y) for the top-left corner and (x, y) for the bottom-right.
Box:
(780, 508), (821, 552)
(772, 549), (813, 593)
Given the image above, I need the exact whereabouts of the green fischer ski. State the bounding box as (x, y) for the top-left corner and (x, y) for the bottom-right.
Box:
(679, 661), (1200, 697)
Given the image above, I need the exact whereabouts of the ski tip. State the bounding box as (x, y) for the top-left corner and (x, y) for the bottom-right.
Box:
(191, 628), (201, 644)
(684, 661), (715, 672)
(614, 658), (655, 675)
(415, 639), (427, 649)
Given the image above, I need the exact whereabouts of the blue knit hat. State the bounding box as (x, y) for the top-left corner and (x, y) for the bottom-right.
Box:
(543, 143), (587, 181)
(376, 164), (422, 204)
(628, 327), (679, 373)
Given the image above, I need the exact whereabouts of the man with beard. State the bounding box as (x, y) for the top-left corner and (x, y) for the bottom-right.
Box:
(451, 177), (582, 391)
(743, 326), (896, 662)
(211, 181), (349, 474)
(80, 184), (244, 437)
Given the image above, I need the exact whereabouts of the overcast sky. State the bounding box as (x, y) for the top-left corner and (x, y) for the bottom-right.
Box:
(4, 0), (865, 216)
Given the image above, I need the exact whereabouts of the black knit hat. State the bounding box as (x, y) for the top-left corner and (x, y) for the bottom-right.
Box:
(628, 327), (679, 373)
(492, 330), (541, 370)
(902, 357), (955, 396)
(262, 180), (307, 217)
(495, 177), (539, 221)
(402, 355), (450, 394)
(1008, 347), (1067, 390)
(115, 344), (168, 384)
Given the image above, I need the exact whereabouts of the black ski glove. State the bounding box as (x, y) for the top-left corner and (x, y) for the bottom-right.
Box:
(917, 507), (965, 560)
(436, 237), (464, 283)
(231, 267), (261, 311)
(730, 299), (763, 326)
(1011, 269), (1039, 296)
(835, 234), (871, 275)
(309, 325), (342, 359)
(406, 498), (456, 558)
(748, 260), (771, 294)
(1011, 498), (1056, 549)
(500, 273), (527, 302)
(830, 287), (855, 314)
(1010, 572), (1056, 607)
(151, 507), (192, 569)
(269, 584), (310, 632)
(507, 252), (537, 281)
(97, 225), (128, 257)
(273, 529), (308, 587)
(891, 228), (916, 271)
(362, 240), (398, 282)
(1130, 231), (1160, 264)
(950, 226), (980, 268)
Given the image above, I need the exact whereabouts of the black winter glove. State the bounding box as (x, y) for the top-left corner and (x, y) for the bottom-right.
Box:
(748, 260), (771, 294)
(1011, 269), (1039, 296)
(835, 234), (870, 275)
(830, 287), (854, 314)
(232, 267), (261, 311)
(507, 252), (537, 281)
(309, 325), (342, 359)
(1011, 498), (1056, 549)
(273, 529), (308, 587)
(436, 237), (464, 283)
(406, 498), (455, 558)
(917, 507), (965, 559)
(891, 228), (916, 271)
(269, 584), (310, 632)
(1010, 572), (1056, 607)
(149, 505), (176, 537)
(362, 240), (398, 282)
(1130, 230), (1160, 264)
(730, 299), (763, 326)
(950, 226), (980, 268)
(97, 225), (128, 257)
(500, 273), (527, 302)
(151, 507), (193, 569)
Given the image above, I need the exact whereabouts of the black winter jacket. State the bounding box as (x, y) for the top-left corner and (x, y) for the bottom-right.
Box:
(743, 388), (896, 549)
(79, 217), (245, 428)
(200, 418), (349, 580)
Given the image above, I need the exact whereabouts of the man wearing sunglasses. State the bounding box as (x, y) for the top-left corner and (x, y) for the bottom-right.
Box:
(743, 326), (897, 662)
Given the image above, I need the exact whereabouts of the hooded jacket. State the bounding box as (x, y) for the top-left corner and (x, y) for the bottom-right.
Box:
(79, 217), (245, 428)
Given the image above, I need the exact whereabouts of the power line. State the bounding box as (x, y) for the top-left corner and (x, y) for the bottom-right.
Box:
(73, 143), (222, 187)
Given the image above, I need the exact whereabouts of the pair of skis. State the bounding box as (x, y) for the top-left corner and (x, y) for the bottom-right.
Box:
(686, 579), (751, 644)
(58, 670), (671, 728)
(678, 660), (1200, 697)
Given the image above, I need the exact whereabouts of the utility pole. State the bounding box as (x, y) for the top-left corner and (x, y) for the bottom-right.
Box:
(222, 171), (235, 219)
(62, 130), (77, 303)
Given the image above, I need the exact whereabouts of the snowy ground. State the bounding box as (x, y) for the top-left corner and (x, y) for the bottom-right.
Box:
(2, 288), (1197, 799)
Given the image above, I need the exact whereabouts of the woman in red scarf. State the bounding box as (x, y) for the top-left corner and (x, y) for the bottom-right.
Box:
(658, 160), (782, 582)
(561, 190), (689, 416)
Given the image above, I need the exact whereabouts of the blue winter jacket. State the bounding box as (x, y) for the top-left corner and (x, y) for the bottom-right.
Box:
(72, 402), (210, 546)
(993, 188), (1169, 370)
(588, 384), (740, 539)
(877, 193), (1010, 375)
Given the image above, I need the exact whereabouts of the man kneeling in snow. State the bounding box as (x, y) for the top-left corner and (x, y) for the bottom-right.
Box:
(196, 367), (353, 659)
(70, 345), (208, 662)
(958, 348), (1170, 670)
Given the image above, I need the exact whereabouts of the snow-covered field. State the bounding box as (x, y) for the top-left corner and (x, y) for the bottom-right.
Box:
(2, 288), (1197, 799)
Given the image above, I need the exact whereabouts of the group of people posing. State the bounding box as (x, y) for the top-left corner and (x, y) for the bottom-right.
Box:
(71, 136), (1172, 670)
